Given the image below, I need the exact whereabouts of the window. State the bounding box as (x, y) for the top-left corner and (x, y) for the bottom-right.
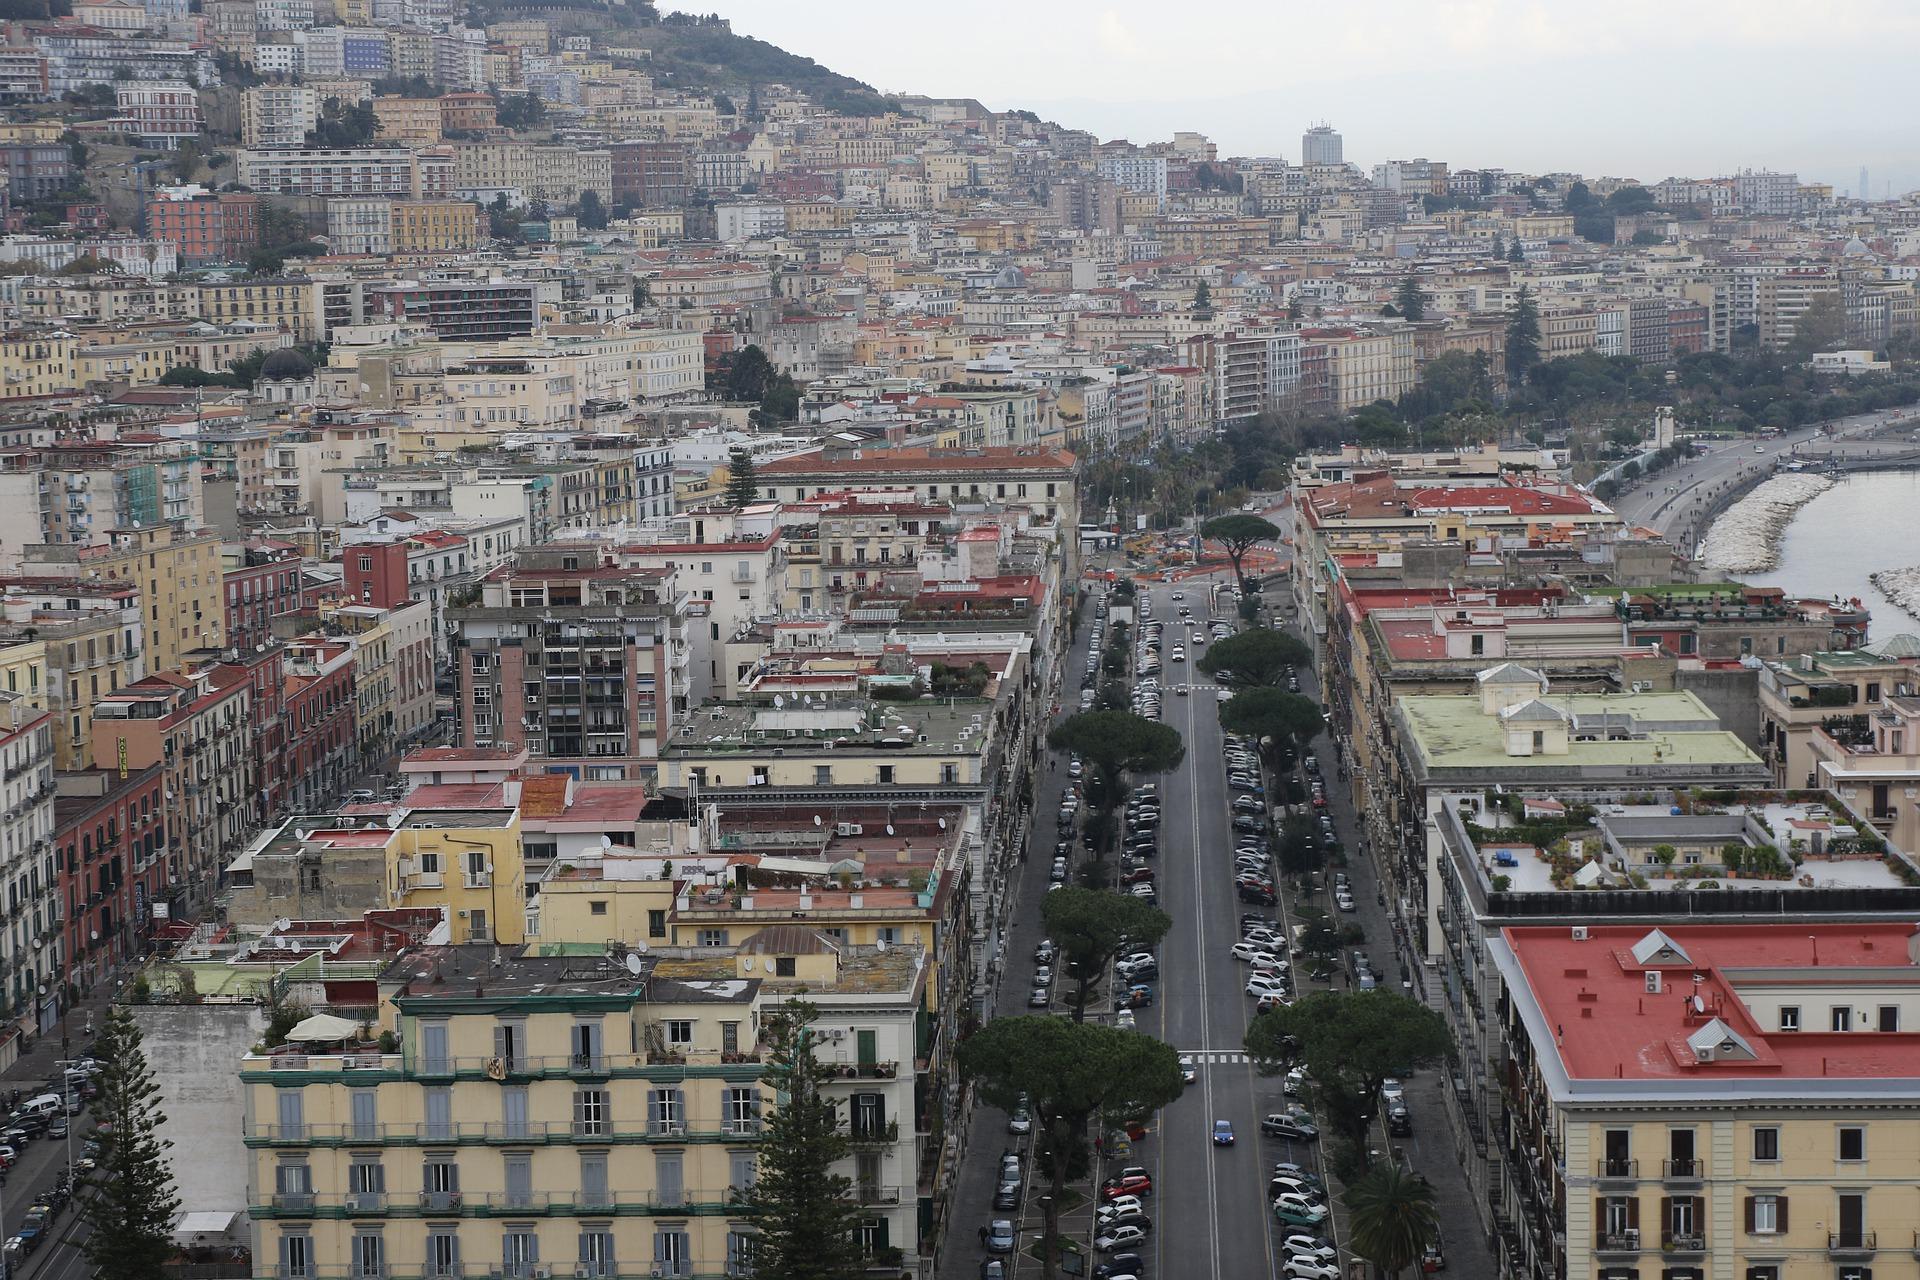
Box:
(814, 764), (832, 786)
(1752, 1126), (1779, 1162)
(727, 1228), (757, 1278)
(573, 1089), (610, 1138)
(665, 1020), (694, 1046)
(274, 1158), (313, 1206)
(347, 1157), (385, 1201)
(276, 1089), (305, 1139)
(775, 956), (796, 977)
(1745, 1269), (1779, 1280)
(500, 1087), (529, 1139)
(648, 909), (667, 939)
(350, 1089), (377, 1141)
(418, 1020), (450, 1072)
(502, 1226), (539, 1278)
(1839, 1126), (1866, 1161)
(1831, 1006), (1853, 1032)
(1879, 1005), (1900, 1032)
(877, 764), (894, 784)
(653, 1226), (691, 1278)
(278, 1230), (314, 1279)
(856, 1217), (891, 1256)
(723, 1086), (761, 1135)
(1777, 1006), (1800, 1032)
(940, 762), (959, 784)
(655, 1150), (685, 1207)
(424, 1230), (460, 1278)
(1745, 1193), (1784, 1234)
(697, 929), (728, 948)
(579, 1152), (610, 1207)
(351, 1231), (384, 1279)
(578, 1224), (615, 1278)
(421, 1155), (459, 1204)
(648, 1088), (686, 1134)
(422, 1087), (452, 1141)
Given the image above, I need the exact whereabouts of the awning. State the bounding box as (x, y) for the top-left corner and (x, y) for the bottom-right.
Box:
(285, 1013), (362, 1043)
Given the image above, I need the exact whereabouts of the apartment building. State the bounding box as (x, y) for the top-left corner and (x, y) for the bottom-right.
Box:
(114, 80), (200, 147)
(236, 148), (447, 200)
(20, 524), (223, 673)
(240, 938), (926, 1278)
(147, 188), (261, 266)
(0, 580), (145, 771)
(1492, 921), (1920, 1280)
(242, 85), (318, 148)
(282, 636), (355, 813)
(0, 694), (55, 1066)
(88, 663), (254, 915)
(53, 763), (166, 998)
(451, 548), (690, 783)
(364, 281), (536, 343)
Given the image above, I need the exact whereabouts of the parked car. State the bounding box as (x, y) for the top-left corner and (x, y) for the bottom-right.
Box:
(1094, 1254), (1146, 1280)
(1284, 1259), (1340, 1280)
(1094, 1224), (1148, 1252)
(985, 1219), (1016, 1253)
(992, 1181), (1021, 1211)
(1262, 1113), (1318, 1141)
(1273, 1193), (1329, 1227)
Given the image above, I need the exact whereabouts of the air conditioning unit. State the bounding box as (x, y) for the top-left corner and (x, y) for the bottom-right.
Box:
(1630, 680), (1652, 693)
(575, 1269), (595, 1279)
(665, 1122), (686, 1135)
(1570, 926), (1588, 941)
(1645, 971), (1663, 994)
(532, 1269), (552, 1279)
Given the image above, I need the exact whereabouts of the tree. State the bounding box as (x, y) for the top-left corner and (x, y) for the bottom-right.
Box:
(1199, 513), (1281, 590)
(82, 1008), (180, 1280)
(1198, 628), (1311, 687)
(1040, 888), (1172, 1023)
(1245, 989), (1451, 1153)
(1218, 687), (1323, 768)
(1193, 279), (1212, 318)
(307, 95), (377, 148)
(751, 998), (869, 1280)
(1393, 275), (1426, 323)
(1507, 238), (1525, 263)
(1276, 812), (1324, 877)
(959, 1017), (1184, 1280)
(495, 90), (546, 130)
(1505, 284), (1541, 385)
(1047, 711), (1184, 859)
(1347, 1164), (1439, 1278)
(576, 189), (608, 230)
(724, 445), (758, 507)
(1489, 235), (1503, 260)
(1789, 290), (1847, 356)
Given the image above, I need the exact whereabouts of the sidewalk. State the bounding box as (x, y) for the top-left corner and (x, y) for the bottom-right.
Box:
(4, 985), (117, 1087)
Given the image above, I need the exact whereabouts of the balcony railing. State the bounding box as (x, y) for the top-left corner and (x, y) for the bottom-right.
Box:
(1595, 1158), (1638, 1181)
(252, 1189), (742, 1217)
(247, 1119), (770, 1146)
(1830, 1230), (1877, 1256)
(1660, 1157), (1703, 1181)
(1595, 1229), (1639, 1253)
(1661, 1232), (1706, 1252)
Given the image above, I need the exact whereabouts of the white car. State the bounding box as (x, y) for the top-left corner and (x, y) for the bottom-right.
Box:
(1095, 1195), (1144, 1221)
(1248, 953), (1287, 975)
(1095, 1224), (1148, 1252)
(1230, 941), (1271, 963)
(1170, 647), (1186, 662)
(1283, 1260), (1340, 1280)
(1180, 1055), (1196, 1084)
(1244, 928), (1285, 949)
(1381, 1078), (1405, 1104)
(1246, 974), (1289, 998)
(1284, 1066), (1310, 1096)
(1284, 1239), (1338, 1266)
(1116, 1008), (1136, 1029)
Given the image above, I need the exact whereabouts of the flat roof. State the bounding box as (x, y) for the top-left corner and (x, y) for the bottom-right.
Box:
(1398, 690), (1763, 773)
(1499, 922), (1920, 1089)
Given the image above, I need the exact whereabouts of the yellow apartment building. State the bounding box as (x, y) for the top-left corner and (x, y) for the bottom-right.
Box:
(372, 96), (444, 145)
(0, 640), (44, 713)
(391, 201), (482, 255)
(241, 936), (926, 1277)
(20, 524), (222, 672)
(0, 332), (77, 399)
(197, 279), (323, 343)
(1492, 922), (1920, 1280)
(387, 808), (527, 945)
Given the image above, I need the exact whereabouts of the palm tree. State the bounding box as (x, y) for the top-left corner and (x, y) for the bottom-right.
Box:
(1345, 1163), (1439, 1278)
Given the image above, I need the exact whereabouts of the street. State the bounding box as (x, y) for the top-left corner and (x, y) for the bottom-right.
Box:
(1609, 408), (1917, 543)
(943, 559), (1497, 1280)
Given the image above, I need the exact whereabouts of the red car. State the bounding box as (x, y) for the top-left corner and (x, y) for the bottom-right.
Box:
(1121, 866), (1156, 885)
(1101, 1172), (1153, 1199)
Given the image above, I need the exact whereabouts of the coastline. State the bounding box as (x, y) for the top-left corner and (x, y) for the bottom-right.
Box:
(1698, 473), (1836, 575)
(1870, 566), (1920, 620)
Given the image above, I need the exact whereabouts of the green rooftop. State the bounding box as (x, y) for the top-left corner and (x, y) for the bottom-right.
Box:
(1396, 689), (1766, 779)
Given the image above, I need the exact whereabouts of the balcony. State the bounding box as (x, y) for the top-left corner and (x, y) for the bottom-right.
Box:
(1829, 1231), (1876, 1259)
(1594, 1158), (1638, 1185)
(1593, 1229), (1639, 1255)
(848, 1119), (899, 1146)
(1660, 1232), (1706, 1255)
(1660, 1157), (1703, 1185)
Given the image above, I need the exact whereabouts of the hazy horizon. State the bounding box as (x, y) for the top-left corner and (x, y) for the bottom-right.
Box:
(705, 0), (1916, 199)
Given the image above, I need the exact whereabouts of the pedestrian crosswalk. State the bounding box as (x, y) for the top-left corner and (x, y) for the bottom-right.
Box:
(1180, 1050), (1253, 1065)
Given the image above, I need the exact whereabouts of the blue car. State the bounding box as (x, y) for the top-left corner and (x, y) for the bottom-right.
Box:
(1212, 1120), (1235, 1146)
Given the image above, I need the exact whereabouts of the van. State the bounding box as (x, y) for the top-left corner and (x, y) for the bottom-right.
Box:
(20, 1094), (60, 1121)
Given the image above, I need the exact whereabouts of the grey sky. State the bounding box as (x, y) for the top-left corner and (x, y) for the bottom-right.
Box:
(706, 0), (1914, 197)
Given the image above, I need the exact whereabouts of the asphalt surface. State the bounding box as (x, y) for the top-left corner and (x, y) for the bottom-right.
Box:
(1609, 409), (1918, 546)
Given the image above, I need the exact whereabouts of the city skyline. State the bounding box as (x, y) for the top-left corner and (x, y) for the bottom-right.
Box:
(712, 0), (1916, 196)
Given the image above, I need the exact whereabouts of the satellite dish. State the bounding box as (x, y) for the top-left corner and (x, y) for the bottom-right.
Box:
(885, 824), (895, 836)
(600, 834), (612, 849)
(938, 817), (947, 830)
(813, 815), (823, 827)
(801, 693), (812, 706)
(773, 693), (785, 709)
(624, 952), (643, 976)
